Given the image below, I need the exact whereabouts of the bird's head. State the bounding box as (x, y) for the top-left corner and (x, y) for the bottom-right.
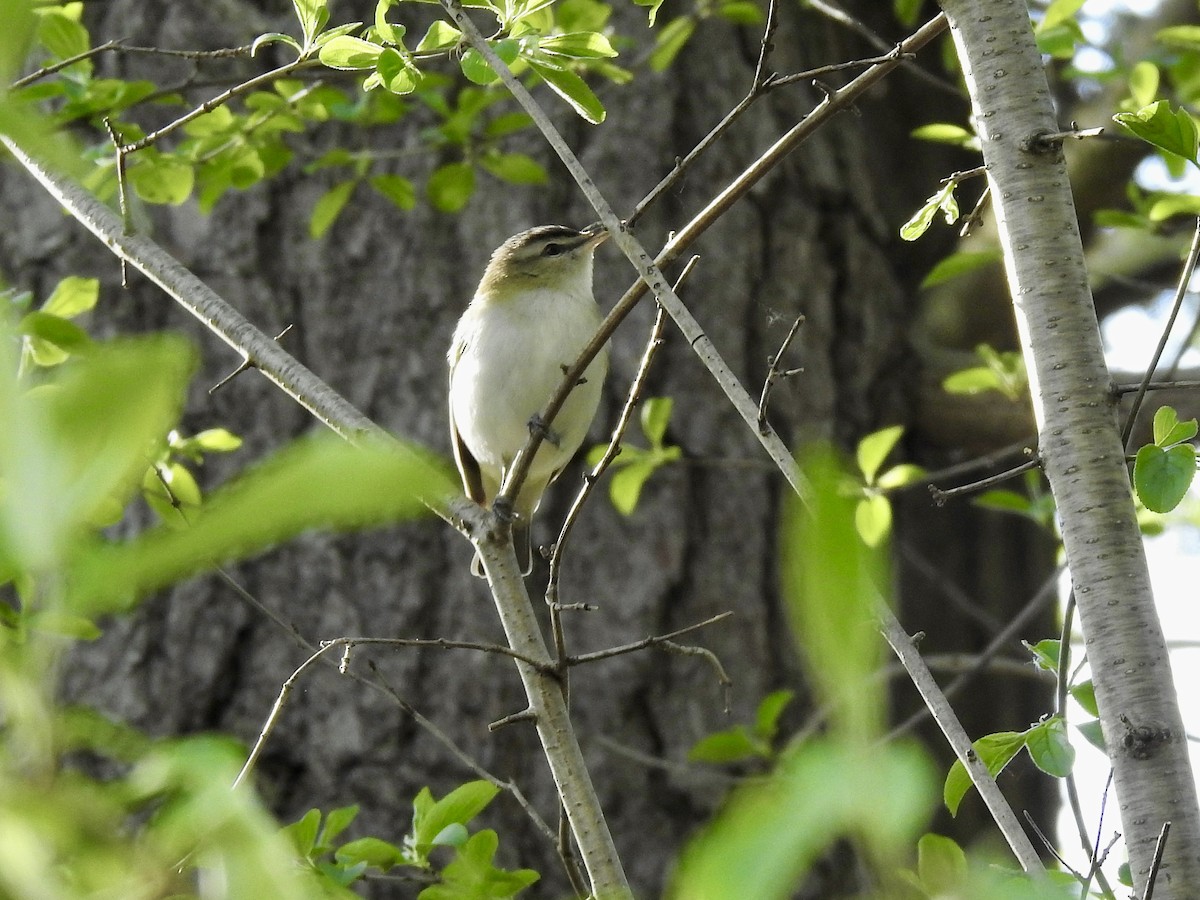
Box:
(477, 224), (608, 300)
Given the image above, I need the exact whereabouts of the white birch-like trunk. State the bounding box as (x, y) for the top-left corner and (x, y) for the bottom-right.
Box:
(940, 1), (1200, 893)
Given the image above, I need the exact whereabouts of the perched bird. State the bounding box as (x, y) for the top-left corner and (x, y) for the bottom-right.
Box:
(448, 224), (609, 576)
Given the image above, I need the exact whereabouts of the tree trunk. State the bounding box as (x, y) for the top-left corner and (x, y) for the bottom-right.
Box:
(941, 0), (1200, 893)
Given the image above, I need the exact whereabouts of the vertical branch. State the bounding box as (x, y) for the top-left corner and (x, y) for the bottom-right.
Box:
(940, 1), (1200, 894)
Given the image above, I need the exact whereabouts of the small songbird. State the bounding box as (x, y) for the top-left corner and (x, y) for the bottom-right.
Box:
(448, 224), (609, 576)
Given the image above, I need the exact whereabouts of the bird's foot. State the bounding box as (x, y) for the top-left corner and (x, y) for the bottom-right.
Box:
(492, 495), (516, 524)
(527, 413), (561, 447)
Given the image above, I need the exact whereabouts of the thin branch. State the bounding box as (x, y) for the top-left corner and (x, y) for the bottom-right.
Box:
(880, 602), (1044, 871)
(929, 457), (1040, 505)
(210, 324), (295, 394)
(1113, 379), (1200, 395)
(0, 135), (382, 443)
(757, 313), (805, 435)
(1121, 218), (1200, 448)
(1142, 821), (1171, 900)
(887, 563), (1065, 739)
(567, 612), (733, 667)
(119, 55), (315, 154)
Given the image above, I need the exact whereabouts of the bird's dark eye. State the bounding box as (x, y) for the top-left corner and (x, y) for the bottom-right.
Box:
(542, 243), (564, 257)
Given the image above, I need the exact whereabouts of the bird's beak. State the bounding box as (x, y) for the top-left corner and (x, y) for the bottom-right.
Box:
(581, 225), (609, 249)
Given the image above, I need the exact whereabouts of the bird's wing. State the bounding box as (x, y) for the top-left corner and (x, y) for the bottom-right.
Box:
(448, 334), (487, 505)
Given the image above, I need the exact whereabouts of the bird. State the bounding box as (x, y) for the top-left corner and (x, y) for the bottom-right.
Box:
(448, 224), (609, 577)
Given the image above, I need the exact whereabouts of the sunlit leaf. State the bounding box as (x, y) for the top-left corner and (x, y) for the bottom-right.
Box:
(1133, 443), (1196, 513)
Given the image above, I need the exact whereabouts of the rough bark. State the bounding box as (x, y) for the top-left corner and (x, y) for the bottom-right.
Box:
(941, 0), (1200, 893)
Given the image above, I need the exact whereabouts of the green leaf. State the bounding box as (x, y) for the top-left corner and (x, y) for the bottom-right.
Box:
(190, 428), (243, 453)
(688, 727), (766, 763)
(718, 1), (764, 25)
(415, 21), (462, 52)
(1022, 638), (1060, 672)
(1069, 680), (1098, 717)
(893, 0), (922, 27)
(943, 731), (1026, 816)
(920, 250), (1001, 288)
(1077, 719), (1106, 752)
(633, 0), (667, 25)
(1147, 193), (1200, 222)
(973, 489), (1030, 514)
(1113, 100), (1199, 165)
(20, 312), (91, 365)
(527, 59), (606, 124)
(875, 463), (925, 491)
(369, 173), (416, 209)
(41, 276), (99, 319)
(413, 781), (499, 851)
(292, 0), (330, 47)
(479, 151), (547, 185)
(420, 830), (538, 899)
(373, 47), (421, 94)
(0, 335), (196, 571)
(251, 32), (303, 56)
(1151, 405), (1197, 446)
(1036, 19), (1082, 58)
(310, 180), (356, 238)
(318, 35), (383, 70)
(649, 16), (695, 72)
(1129, 61), (1160, 109)
(484, 111), (533, 138)
(916, 833), (968, 894)
(640, 396), (673, 447)
(609, 458), (658, 515)
(335, 837), (405, 871)
(910, 123), (978, 149)
(1156, 25), (1200, 51)
(856, 425), (903, 484)
(854, 494), (892, 547)
(539, 31), (618, 59)
(942, 366), (1001, 395)
(37, 11), (90, 60)
(1133, 443), (1196, 513)
(1037, 0), (1086, 32)
(754, 689), (794, 741)
(900, 181), (960, 241)
(460, 47), (498, 85)
(319, 805), (361, 848)
(675, 741), (934, 897)
(68, 435), (453, 614)
(1026, 717), (1075, 777)
(129, 154), (195, 205)
(283, 809), (322, 856)
(373, 0), (406, 45)
(426, 162), (475, 213)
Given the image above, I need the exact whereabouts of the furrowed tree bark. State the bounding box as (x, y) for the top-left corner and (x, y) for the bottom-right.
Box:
(940, 0), (1200, 893)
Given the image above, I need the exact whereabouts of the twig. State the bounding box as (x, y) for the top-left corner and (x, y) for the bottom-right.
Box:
(1113, 379), (1200, 395)
(0, 136), (383, 443)
(210, 324), (295, 394)
(119, 55), (315, 154)
(567, 612), (733, 666)
(929, 457), (1040, 505)
(1142, 821), (1171, 900)
(958, 183), (992, 237)
(1121, 218), (1200, 448)
(1023, 809), (1077, 875)
(940, 164), (987, 185)
(757, 313), (805, 434)
(881, 602), (1044, 872)
(805, 0), (964, 98)
(12, 39), (254, 89)
(1076, 769), (1118, 899)
(233, 641), (342, 789)
(886, 563), (1065, 740)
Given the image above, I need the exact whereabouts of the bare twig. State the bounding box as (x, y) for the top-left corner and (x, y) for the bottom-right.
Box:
(929, 457), (1041, 505)
(210, 324), (294, 394)
(757, 313), (805, 435)
(1121, 218), (1200, 448)
(567, 612), (733, 667)
(1143, 821), (1171, 900)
